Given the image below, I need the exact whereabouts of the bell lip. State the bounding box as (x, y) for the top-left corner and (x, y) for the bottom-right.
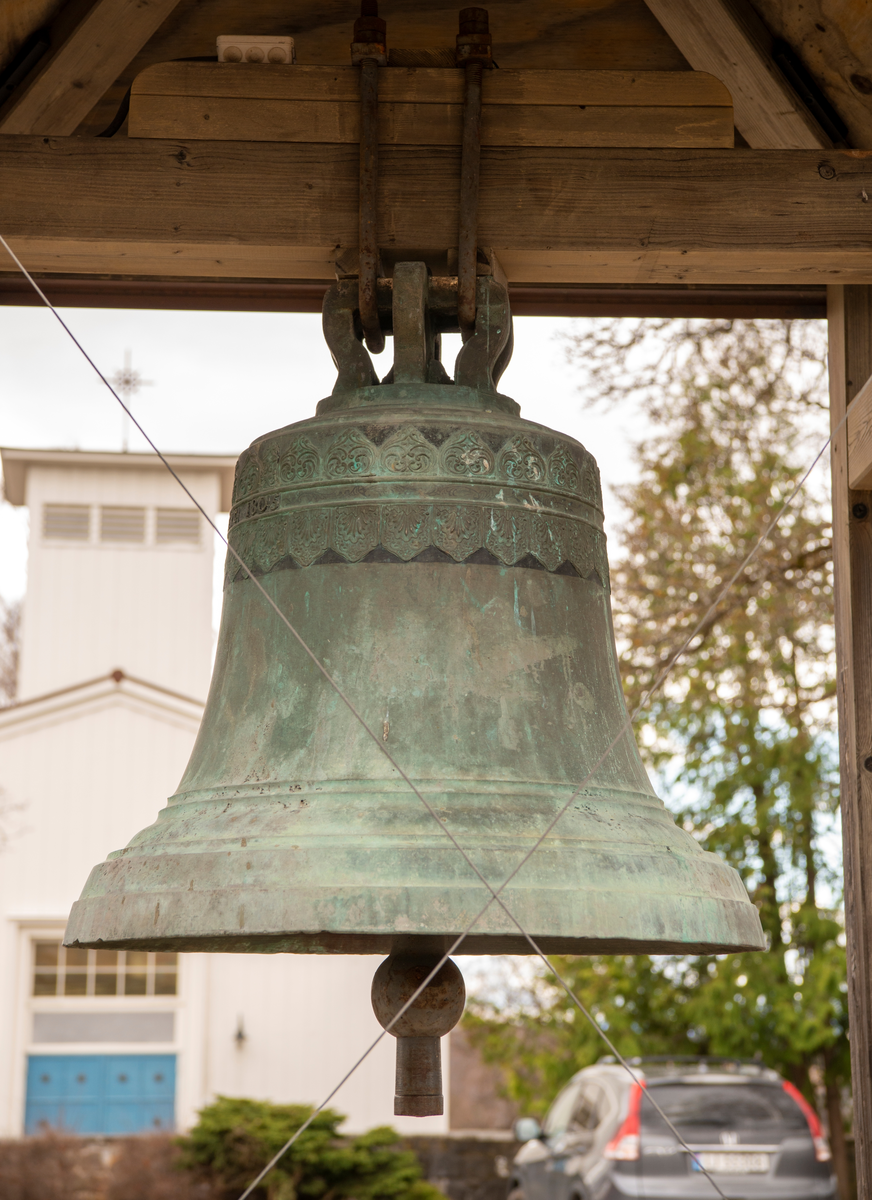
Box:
(62, 932), (767, 955)
(64, 892), (767, 956)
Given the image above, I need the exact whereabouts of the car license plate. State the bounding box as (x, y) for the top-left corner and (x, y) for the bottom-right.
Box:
(694, 1152), (770, 1175)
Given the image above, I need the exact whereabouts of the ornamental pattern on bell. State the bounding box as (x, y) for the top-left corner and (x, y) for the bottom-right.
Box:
(382, 505), (432, 560)
(234, 453), (260, 501)
(233, 427), (600, 504)
(581, 457), (603, 509)
(485, 508), (532, 565)
(280, 436), (319, 483)
(432, 505), (484, 562)
(259, 443), (282, 489)
(381, 428), (436, 475)
(252, 516), (286, 573)
(326, 430), (376, 478)
(226, 502), (609, 587)
(227, 421), (610, 583)
(568, 520), (601, 582)
(498, 436), (546, 484)
(332, 505), (380, 561)
(288, 508), (329, 567)
(531, 511), (562, 573)
(441, 430), (494, 477)
(547, 445), (581, 494)
(226, 521), (255, 585)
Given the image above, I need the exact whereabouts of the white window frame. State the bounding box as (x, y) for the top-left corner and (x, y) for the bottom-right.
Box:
(8, 920), (188, 1138)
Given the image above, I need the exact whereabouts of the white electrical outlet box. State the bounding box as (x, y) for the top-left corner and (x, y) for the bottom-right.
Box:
(216, 36), (295, 64)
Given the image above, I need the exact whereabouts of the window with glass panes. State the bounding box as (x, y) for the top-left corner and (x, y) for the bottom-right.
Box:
(33, 941), (177, 997)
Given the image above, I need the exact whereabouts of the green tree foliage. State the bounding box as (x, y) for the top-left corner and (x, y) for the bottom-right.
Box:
(467, 318), (849, 1180)
(0, 594), (20, 705)
(176, 1097), (447, 1200)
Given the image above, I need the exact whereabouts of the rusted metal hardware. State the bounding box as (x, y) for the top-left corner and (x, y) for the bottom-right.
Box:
(371, 953), (466, 1117)
(353, 2), (387, 355)
(389, 261), (452, 386)
(321, 265), (512, 399)
(456, 8), (492, 341)
(321, 278), (381, 393)
(350, 0), (387, 65)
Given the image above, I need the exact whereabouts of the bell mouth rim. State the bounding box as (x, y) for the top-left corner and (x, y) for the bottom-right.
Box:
(62, 929), (767, 957)
(65, 868), (766, 956)
(64, 926), (767, 955)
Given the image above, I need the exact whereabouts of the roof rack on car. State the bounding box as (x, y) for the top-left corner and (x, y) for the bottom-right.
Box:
(597, 1055), (780, 1080)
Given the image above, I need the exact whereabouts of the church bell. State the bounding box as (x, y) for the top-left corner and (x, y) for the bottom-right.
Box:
(65, 262), (764, 1113)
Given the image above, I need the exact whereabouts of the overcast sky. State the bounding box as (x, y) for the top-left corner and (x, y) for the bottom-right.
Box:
(0, 306), (644, 608)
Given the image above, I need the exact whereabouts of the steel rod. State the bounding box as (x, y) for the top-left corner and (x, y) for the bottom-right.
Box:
(457, 59), (483, 341)
(358, 56), (384, 354)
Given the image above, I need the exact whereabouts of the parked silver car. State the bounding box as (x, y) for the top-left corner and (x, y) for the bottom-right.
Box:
(509, 1058), (837, 1200)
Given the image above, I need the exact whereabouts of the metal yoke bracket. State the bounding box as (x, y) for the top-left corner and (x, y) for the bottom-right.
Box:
(322, 263), (513, 399)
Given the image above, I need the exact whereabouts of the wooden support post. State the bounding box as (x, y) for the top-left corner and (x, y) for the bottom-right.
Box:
(828, 284), (872, 1198)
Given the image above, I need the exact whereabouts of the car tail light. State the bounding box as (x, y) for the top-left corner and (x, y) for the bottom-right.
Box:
(782, 1081), (832, 1162)
(604, 1082), (645, 1161)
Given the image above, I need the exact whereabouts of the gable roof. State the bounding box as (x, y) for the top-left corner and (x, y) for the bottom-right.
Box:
(0, 668), (204, 737)
(1, 446), (237, 511)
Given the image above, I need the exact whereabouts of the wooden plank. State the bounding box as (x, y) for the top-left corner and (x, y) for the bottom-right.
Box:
(131, 63), (733, 108)
(0, 0), (183, 135)
(847, 372), (872, 489)
(129, 95), (733, 148)
(75, 0), (692, 137)
(643, 0), (832, 149)
(828, 283), (872, 1200)
(0, 140), (870, 285)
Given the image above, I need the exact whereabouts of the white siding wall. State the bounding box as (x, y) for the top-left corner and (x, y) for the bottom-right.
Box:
(18, 464), (218, 702)
(0, 694), (201, 1137)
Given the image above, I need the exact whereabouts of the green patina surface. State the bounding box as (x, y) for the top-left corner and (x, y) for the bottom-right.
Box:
(65, 383), (765, 956)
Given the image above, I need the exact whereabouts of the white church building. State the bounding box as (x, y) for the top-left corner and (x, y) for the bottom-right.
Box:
(0, 445), (452, 1139)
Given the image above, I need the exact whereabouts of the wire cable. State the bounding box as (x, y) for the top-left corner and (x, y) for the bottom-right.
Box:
(1, 229), (844, 1195)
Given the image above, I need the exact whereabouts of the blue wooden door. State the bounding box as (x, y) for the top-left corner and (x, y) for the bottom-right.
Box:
(25, 1054), (176, 1134)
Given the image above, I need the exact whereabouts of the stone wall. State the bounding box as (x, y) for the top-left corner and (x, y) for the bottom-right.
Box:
(404, 1133), (518, 1200)
(448, 1027), (518, 1132)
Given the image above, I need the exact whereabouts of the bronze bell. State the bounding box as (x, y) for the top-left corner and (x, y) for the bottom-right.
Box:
(65, 262), (765, 1115)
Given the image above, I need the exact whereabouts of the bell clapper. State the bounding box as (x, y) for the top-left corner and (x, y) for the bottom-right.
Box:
(371, 953), (466, 1117)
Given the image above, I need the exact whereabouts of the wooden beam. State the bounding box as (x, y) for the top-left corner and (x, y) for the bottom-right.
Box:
(0, 275), (829, 319)
(751, 0), (872, 150)
(848, 372), (872, 490)
(643, 0), (832, 149)
(0, 0), (183, 136)
(828, 284), (872, 1200)
(0, 140), (870, 286)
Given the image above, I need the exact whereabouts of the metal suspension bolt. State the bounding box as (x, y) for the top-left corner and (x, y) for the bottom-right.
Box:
(456, 6), (493, 65)
(456, 8), (492, 340)
(352, 0), (387, 64)
(353, 1), (387, 354)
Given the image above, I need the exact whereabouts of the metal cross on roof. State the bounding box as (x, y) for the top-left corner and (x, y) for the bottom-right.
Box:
(106, 349), (153, 451)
